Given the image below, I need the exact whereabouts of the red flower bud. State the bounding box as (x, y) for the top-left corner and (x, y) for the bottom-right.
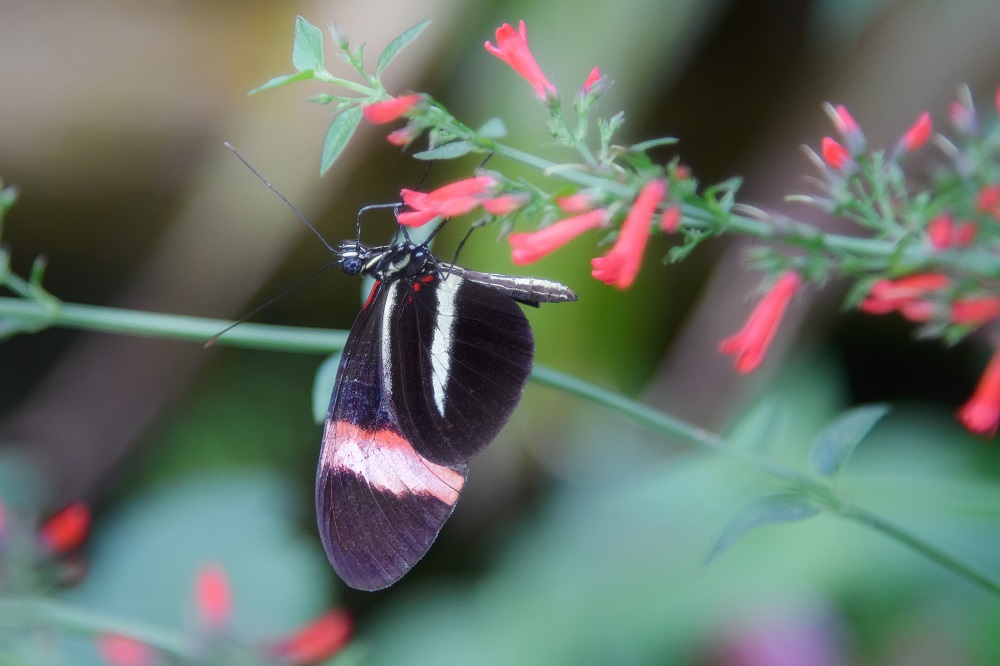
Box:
(719, 271), (802, 373)
(508, 209), (607, 265)
(362, 94), (423, 124)
(821, 137), (850, 170)
(958, 349), (1000, 437)
(591, 180), (667, 289)
(195, 564), (231, 630)
(39, 502), (91, 555)
(267, 610), (352, 665)
(898, 111), (932, 152)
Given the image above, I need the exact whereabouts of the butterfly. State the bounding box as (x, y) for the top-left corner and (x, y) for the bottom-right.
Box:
(316, 232), (576, 590)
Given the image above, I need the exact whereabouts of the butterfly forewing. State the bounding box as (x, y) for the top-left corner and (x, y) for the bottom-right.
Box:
(317, 280), (467, 591)
(390, 273), (535, 466)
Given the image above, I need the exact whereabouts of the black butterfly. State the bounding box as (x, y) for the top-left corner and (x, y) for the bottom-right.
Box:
(317, 234), (576, 590)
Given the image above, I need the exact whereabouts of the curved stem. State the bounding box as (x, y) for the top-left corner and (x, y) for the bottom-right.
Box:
(2, 296), (997, 596)
(0, 597), (194, 660)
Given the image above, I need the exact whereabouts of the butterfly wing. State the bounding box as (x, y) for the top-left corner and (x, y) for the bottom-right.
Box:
(316, 281), (467, 591)
(389, 273), (536, 466)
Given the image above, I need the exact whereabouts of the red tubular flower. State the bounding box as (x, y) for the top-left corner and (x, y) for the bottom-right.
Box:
(827, 103), (865, 152)
(580, 66), (601, 93)
(958, 349), (1000, 436)
(267, 610), (353, 665)
(659, 206), (681, 233)
(96, 634), (157, 666)
(39, 502), (90, 554)
(509, 208), (607, 265)
(386, 126), (420, 147)
(397, 176), (498, 227)
(926, 214), (953, 249)
(485, 21), (556, 101)
(821, 137), (850, 170)
(591, 179), (667, 289)
(859, 273), (950, 315)
(556, 193), (594, 213)
(362, 94), (423, 124)
(195, 564), (231, 630)
(952, 297), (1000, 325)
(977, 184), (1000, 221)
(482, 193), (529, 216)
(949, 99), (977, 134)
(898, 111), (932, 152)
(719, 271), (802, 373)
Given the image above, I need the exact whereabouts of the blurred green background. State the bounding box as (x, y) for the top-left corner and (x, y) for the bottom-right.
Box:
(3, 1), (1000, 664)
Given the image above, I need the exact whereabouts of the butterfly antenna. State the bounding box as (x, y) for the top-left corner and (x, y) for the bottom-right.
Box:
(224, 142), (338, 254)
(204, 260), (340, 348)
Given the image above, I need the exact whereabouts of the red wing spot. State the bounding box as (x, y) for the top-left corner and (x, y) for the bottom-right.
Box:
(362, 281), (382, 311)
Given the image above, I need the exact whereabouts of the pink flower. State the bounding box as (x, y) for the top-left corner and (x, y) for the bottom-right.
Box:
(195, 564), (231, 630)
(719, 271), (802, 373)
(39, 502), (90, 555)
(949, 99), (977, 134)
(482, 193), (529, 216)
(96, 635), (157, 666)
(977, 184), (1000, 221)
(958, 349), (1000, 437)
(556, 193), (594, 213)
(821, 137), (850, 170)
(591, 179), (667, 289)
(508, 209), (607, 265)
(580, 66), (602, 93)
(397, 175), (498, 227)
(898, 111), (932, 152)
(266, 610), (353, 665)
(362, 94), (423, 124)
(995, 84), (1000, 118)
(827, 103), (864, 152)
(659, 206), (681, 233)
(927, 214), (976, 249)
(386, 126), (420, 147)
(952, 297), (1000, 326)
(485, 21), (556, 101)
(859, 274), (950, 315)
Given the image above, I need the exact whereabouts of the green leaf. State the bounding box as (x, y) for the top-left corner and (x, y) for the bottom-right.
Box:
(306, 93), (337, 105)
(706, 494), (820, 565)
(312, 352), (342, 424)
(413, 141), (475, 161)
(476, 117), (507, 140)
(320, 106), (363, 175)
(248, 70), (314, 96)
(292, 16), (324, 72)
(628, 137), (678, 153)
(809, 404), (891, 476)
(377, 20), (431, 76)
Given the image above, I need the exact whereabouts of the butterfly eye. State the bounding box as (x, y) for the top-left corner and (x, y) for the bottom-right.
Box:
(341, 255), (362, 275)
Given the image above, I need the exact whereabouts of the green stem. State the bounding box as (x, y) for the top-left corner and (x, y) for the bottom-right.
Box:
(0, 597), (195, 660)
(0, 297), (345, 354)
(3, 296), (997, 596)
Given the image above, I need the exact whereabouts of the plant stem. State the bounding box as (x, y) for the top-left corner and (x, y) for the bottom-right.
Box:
(3, 296), (998, 597)
(0, 597), (195, 660)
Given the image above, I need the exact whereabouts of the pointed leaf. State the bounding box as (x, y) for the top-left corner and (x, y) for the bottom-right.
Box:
(312, 352), (343, 424)
(292, 16), (324, 72)
(810, 404), (890, 476)
(476, 117), (507, 140)
(320, 106), (363, 175)
(248, 71), (314, 96)
(413, 141), (475, 161)
(707, 494), (820, 565)
(377, 20), (431, 76)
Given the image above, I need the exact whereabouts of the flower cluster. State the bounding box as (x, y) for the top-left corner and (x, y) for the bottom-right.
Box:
(261, 17), (1000, 443)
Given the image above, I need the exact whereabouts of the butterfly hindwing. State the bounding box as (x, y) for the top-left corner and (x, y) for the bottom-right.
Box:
(316, 280), (467, 591)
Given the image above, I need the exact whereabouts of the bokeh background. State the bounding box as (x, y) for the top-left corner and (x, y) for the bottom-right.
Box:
(3, 1), (1000, 664)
